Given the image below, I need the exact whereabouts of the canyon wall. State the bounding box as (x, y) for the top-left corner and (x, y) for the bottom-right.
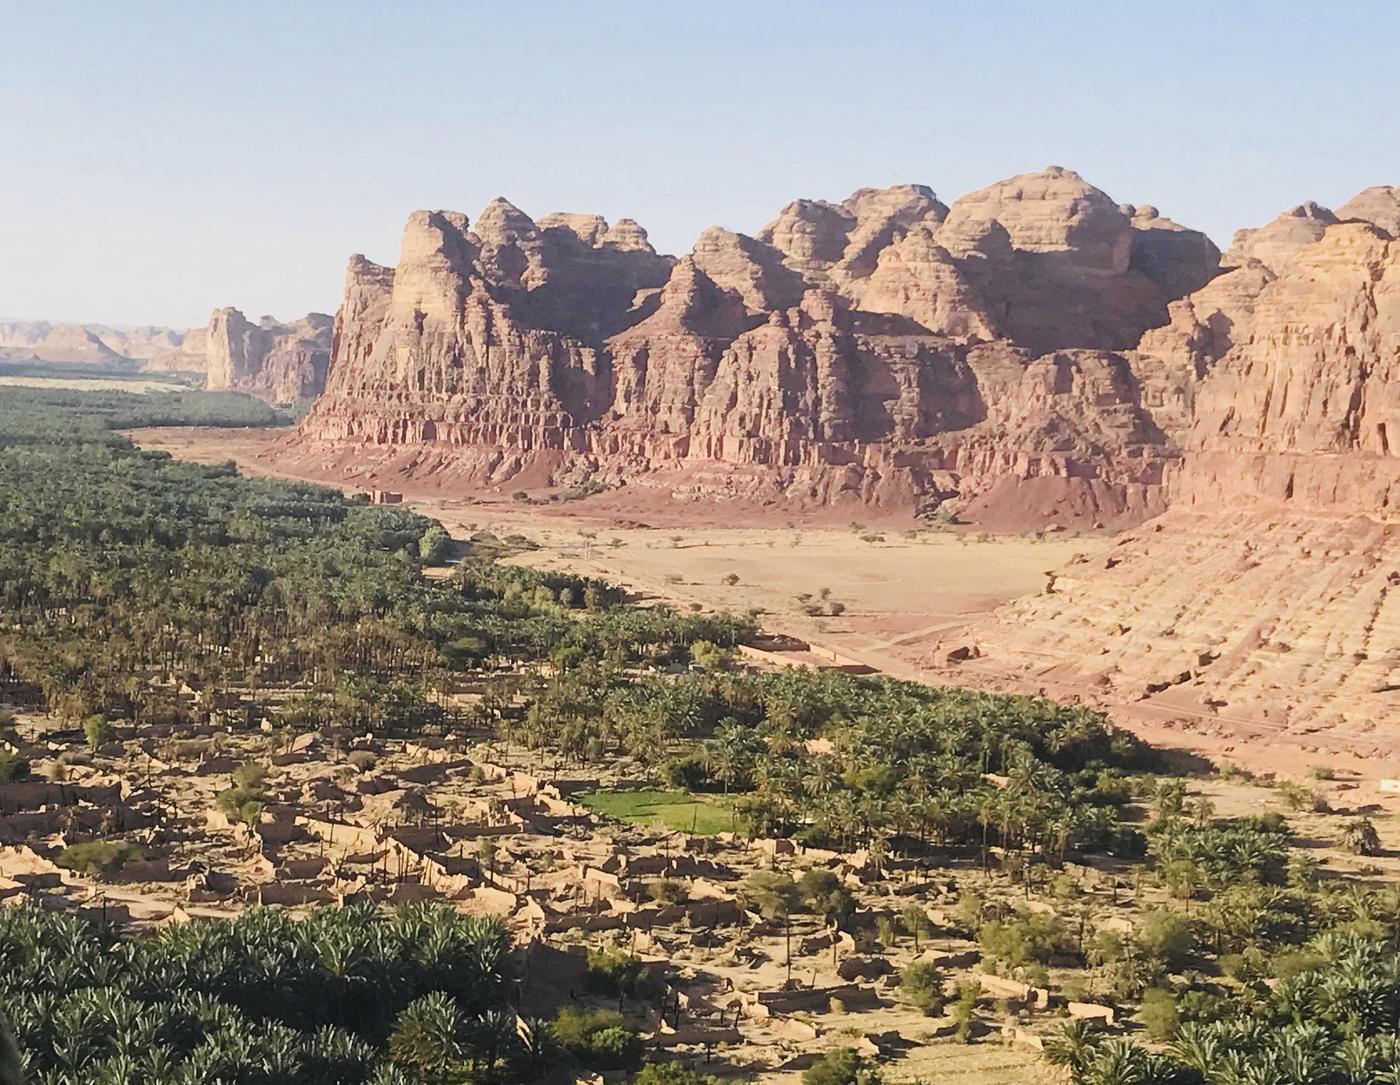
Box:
(203, 308), (332, 405)
(959, 189), (1400, 755)
(293, 167), (1221, 523)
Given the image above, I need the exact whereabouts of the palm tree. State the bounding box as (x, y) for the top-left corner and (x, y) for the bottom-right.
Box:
(1341, 817), (1382, 857)
(1168, 1021), (1224, 1078)
(1043, 1017), (1101, 1076)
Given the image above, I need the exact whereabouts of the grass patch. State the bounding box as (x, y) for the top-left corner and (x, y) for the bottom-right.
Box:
(579, 788), (734, 834)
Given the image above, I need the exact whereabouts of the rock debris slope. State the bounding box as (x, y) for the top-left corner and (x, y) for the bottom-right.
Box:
(292, 168), (1221, 524)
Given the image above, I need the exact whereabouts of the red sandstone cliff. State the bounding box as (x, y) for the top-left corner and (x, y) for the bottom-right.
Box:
(205, 308), (333, 405)
(963, 195), (1400, 754)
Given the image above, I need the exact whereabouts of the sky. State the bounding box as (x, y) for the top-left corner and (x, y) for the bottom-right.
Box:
(2, 0), (1397, 328)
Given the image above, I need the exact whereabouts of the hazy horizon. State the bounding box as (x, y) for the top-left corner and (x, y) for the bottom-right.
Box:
(3, 0), (1398, 327)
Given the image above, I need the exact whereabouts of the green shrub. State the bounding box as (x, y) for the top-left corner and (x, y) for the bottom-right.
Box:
(661, 751), (710, 790)
(583, 947), (645, 998)
(553, 1007), (641, 1071)
(689, 640), (733, 671)
(0, 751), (29, 783)
(216, 763), (268, 827)
(801, 1047), (883, 1085)
(1136, 908), (1195, 969)
(898, 960), (945, 1015)
(978, 912), (1073, 969)
(950, 981), (980, 1042)
(647, 879), (688, 905)
(797, 868), (855, 925)
(738, 871), (800, 918)
(633, 1064), (722, 1085)
(418, 525), (452, 564)
(1137, 987), (1179, 1040)
(83, 715), (114, 750)
(55, 840), (141, 876)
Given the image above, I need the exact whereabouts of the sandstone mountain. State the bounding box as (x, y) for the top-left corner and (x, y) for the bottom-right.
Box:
(203, 308), (332, 405)
(0, 321), (134, 365)
(0, 320), (204, 367)
(294, 168), (1222, 524)
(288, 168), (1400, 752)
(961, 199), (1400, 757)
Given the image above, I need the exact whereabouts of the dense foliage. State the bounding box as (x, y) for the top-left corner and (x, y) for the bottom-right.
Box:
(527, 663), (1155, 857)
(0, 903), (526, 1085)
(1059, 932), (1400, 1084)
(0, 390), (751, 732)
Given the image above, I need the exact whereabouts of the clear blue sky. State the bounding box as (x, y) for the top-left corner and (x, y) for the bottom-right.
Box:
(2, 0), (1397, 327)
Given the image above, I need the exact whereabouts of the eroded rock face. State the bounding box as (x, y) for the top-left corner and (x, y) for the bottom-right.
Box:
(293, 172), (1225, 521)
(1224, 201), (1338, 272)
(1177, 222), (1400, 510)
(205, 308), (332, 405)
(964, 209), (1400, 754)
(1337, 186), (1400, 238)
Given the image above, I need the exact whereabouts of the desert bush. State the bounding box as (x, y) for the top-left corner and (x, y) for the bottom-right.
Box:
(898, 960), (945, 1015)
(552, 1007), (642, 1071)
(583, 947), (645, 998)
(797, 868), (855, 925)
(1137, 987), (1179, 1040)
(802, 1047), (882, 1085)
(738, 871), (799, 918)
(83, 715), (113, 750)
(0, 750), (29, 783)
(346, 749), (378, 772)
(55, 840), (141, 877)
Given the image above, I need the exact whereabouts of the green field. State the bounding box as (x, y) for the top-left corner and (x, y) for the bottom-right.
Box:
(578, 788), (735, 834)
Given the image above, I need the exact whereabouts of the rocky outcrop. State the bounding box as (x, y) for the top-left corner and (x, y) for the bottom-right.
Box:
(1177, 222), (1400, 511)
(294, 169), (1221, 523)
(1338, 186), (1400, 238)
(960, 199), (1400, 754)
(205, 309), (333, 405)
(1224, 201), (1338, 272)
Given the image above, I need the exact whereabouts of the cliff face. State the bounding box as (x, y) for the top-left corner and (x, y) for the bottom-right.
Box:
(962, 193), (1400, 755)
(297, 168), (1220, 523)
(205, 308), (333, 405)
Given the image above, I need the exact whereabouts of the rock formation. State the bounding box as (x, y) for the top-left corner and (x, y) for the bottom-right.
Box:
(203, 309), (333, 405)
(0, 321), (203, 367)
(960, 189), (1400, 755)
(0, 313), (326, 402)
(294, 168), (1221, 523)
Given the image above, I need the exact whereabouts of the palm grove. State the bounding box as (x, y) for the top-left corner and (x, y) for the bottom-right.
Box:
(1, 388), (1399, 1085)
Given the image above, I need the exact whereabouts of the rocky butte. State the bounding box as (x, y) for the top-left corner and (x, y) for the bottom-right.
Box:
(201, 308), (333, 405)
(291, 168), (1223, 526)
